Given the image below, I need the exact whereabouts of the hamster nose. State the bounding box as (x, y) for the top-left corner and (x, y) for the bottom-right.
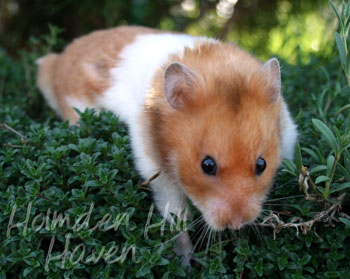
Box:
(206, 197), (260, 230)
(207, 198), (244, 229)
(229, 219), (244, 230)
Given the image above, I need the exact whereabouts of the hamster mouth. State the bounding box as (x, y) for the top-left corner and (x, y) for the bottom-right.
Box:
(205, 214), (258, 231)
(200, 197), (262, 231)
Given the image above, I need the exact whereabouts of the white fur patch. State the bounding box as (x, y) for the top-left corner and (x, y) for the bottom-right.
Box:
(280, 101), (298, 160)
(66, 96), (93, 114)
(99, 33), (201, 124)
(39, 84), (60, 116)
(35, 57), (44, 65)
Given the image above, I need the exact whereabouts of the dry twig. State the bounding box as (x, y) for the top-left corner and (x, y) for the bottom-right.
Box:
(298, 165), (322, 201)
(2, 143), (24, 148)
(1, 122), (28, 144)
(258, 193), (346, 239)
(139, 171), (161, 191)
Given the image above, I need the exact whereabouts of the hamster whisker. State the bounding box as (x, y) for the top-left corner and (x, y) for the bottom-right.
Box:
(259, 210), (273, 218)
(191, 221), (207, 240)
(250, 223), (263, 241)
(144, 216), (205, 250)
(263, 208), (293, 216)
(258, 208), (274, 214)
(145, 230), (187, 249)
(218, 231), (222, 250)
(186, 215), (204, 231)
(260, 210), (277, 218)
(214, 230), (218, 250)
(209, 230), (220, 255)
(231, 229), (236, 239)
(193, 222), (209, 248)
(270, 181), (294, 192)
(199, 224), (211, 252)
(191, 223), (208, 254)
(205, 228), (213, 255)
(209, 229), (217, 254)
(265, 195), (305, 202)
(261, 209), (277, 213)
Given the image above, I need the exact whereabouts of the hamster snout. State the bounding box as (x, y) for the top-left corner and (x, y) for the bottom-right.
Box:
(202, 196), (262, 230)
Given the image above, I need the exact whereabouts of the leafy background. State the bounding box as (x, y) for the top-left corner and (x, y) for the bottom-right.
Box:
(1, 0), (350, 278)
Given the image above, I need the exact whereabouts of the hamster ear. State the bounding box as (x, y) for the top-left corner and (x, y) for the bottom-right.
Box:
(260, 58), (281, 102)
(164, 62), (198, 109)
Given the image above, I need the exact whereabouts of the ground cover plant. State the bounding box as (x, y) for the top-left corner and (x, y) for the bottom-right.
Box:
(1, 2), (350, 279)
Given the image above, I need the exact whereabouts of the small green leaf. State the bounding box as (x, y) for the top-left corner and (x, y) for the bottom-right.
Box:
(336, 103), (350, 116)
(315, 175), (331, 184)
(326, 155), (335, 177)
(335, 31), (347, 69)
(295, 143), (302, 175)
(283, 158), (297, 176)
(309, 165), (327, 174)
(23, 267), (34, 277)
(339, 165), (350, 181)
(339, 217), (350, 228)
(304, 266), (315, 274)
(301, 255), (312, 266)
(302, 147), (319, 162)
(312, 119), (339, 152)
(334, 182), (350, 192)
(344, 149), (350, 169)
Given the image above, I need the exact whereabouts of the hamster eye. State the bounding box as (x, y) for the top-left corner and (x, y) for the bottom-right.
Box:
(201, 156), (217, 175)
(255, 157), (266, 175)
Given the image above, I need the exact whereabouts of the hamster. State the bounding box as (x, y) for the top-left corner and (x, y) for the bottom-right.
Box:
(36, 26), (298, 262)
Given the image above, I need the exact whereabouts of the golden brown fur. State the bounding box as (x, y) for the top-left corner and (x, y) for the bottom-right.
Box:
(37, 26), (162, 122)
(144, 42), (281, 228)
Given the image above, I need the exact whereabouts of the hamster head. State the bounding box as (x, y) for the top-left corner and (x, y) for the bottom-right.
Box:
(146, 44), (283, 231)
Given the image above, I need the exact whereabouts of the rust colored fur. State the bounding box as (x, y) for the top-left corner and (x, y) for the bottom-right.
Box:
(37, 26), (162, 123)
(144, 42), (281, 228)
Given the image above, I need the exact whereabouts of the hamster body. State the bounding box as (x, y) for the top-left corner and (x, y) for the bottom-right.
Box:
(37, 26), (298, 260)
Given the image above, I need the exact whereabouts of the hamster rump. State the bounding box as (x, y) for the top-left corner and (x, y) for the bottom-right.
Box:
(145, 43), (286, 230)
(36, 26), (162, 124)
(36, 54), (61, 115)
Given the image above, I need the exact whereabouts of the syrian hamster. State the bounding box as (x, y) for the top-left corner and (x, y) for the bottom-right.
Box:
(36, 26), (298, 262)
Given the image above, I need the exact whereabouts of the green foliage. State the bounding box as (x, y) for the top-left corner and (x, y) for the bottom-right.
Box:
(330, 0), (350, 86)
(1, 8), (350, 279)
(0, 0), (331, 61)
